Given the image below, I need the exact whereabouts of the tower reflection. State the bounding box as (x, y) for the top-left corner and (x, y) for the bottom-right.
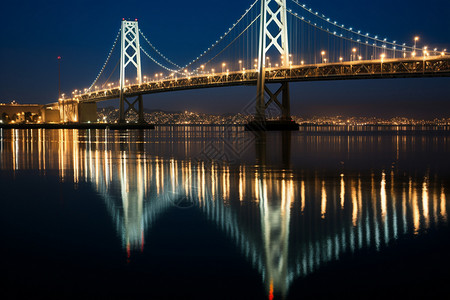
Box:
(0, 128), (449, 299)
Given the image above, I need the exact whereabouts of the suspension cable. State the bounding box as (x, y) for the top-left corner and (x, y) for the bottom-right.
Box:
(178, 0), (260, 72)
(199, 14), (261, 71)
(88, 28), (121, 91)
(288, 11), (404, 54)
(101, 59), (120, 88)
(140, 46), (181, 74)
(290, 0), (426, 52)
(139, 29), (182, 69)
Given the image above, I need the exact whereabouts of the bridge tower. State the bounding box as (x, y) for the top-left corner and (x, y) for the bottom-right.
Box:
(119, 20), (145, 124)
(249, 0), (297, 130)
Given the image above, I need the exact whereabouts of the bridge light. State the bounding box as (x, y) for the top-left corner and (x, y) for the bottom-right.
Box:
(414, 36), (420, 50)
(339, 57), (343, 62)
(320, 51), (326, 63)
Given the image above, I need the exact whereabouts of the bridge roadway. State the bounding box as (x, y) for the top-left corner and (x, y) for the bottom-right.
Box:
(69, 56), (450, 103)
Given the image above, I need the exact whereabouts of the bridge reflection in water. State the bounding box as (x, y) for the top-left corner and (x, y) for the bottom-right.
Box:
(0, 128), (449, 298)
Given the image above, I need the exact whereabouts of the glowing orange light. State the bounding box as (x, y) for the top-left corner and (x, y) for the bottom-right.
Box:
(269, 281), (274, 300)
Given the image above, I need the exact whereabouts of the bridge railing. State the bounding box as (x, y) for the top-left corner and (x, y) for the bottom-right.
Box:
(69, 56), (450, 103)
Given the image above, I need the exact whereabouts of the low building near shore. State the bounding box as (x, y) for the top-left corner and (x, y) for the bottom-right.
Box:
(0, 100), (98, 124)
(0, 101), (43, 123)
(40, 106), (61, 123)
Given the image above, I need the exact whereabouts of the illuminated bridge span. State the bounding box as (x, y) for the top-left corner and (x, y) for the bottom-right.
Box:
(75, 57), (450, 103)
(56, 0), (450, 124)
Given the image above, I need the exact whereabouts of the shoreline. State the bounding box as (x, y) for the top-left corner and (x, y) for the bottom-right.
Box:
(0, 123), (155, 130)
(0, 123), (449, 134)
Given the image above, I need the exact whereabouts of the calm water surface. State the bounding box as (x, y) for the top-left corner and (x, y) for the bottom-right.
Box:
(1, 127), (449, 299)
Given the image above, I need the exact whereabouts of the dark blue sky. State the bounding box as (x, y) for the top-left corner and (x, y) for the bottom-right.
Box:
(1, 0), (449, 118)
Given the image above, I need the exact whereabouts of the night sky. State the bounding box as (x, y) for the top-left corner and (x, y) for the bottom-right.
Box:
(1, 0), (449, 118)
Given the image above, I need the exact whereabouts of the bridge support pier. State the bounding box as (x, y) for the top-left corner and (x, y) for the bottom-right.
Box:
(119, 94), (145, 124)
(246, 81), (298, 131)
(264, 82), (291, 121)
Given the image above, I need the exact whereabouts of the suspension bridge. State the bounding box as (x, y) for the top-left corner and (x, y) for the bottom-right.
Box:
(55, 0), (450, 128)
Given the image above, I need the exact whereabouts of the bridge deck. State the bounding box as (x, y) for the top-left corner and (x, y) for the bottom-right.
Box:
(67, 56), (450, 103)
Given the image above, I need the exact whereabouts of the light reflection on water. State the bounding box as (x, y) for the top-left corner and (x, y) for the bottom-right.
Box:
(0, 127), (449, 299)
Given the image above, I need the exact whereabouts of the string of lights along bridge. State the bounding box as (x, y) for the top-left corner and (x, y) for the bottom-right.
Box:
(57, 0), (450, 128)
